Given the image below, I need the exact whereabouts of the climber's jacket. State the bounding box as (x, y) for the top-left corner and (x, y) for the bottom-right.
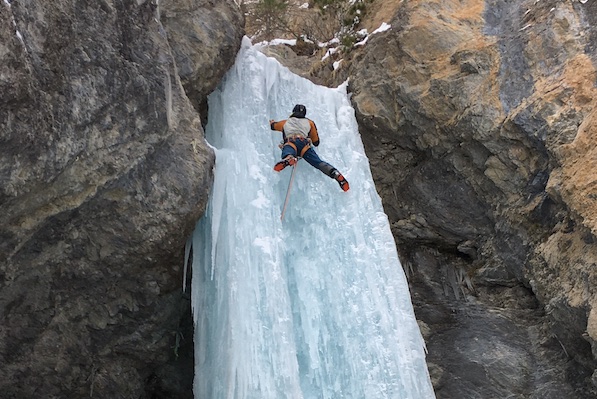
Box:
(270, 116), (321, 157)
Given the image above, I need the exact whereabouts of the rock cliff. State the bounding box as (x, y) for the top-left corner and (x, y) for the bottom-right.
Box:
(0, 0), (243, 397)
(338, 0), (597, 397)
(4, 0), (597, 397)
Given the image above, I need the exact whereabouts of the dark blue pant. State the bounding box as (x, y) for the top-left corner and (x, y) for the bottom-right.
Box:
(281, 138), (337, 177)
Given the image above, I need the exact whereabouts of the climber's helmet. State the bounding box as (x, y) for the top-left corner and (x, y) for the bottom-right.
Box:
(292, 104), (307, 118)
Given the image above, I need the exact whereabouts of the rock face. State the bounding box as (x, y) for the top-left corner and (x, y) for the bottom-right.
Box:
(5, 0), (597, 397)
(335, 0), (597, 397)
(0, 0), (243, 397)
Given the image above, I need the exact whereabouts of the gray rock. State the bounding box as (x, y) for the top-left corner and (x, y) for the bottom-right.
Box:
(0, 0), (243, 397)
(333, 0), (597, 397)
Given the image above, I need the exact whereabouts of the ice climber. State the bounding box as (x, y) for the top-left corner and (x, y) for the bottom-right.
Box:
(269, 104), (350, 192)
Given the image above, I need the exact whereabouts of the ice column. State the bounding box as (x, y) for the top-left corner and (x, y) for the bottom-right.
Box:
(190, 37), (436, 399)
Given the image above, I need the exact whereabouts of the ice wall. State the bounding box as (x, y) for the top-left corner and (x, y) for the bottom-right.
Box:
(190, 37), (435, 399)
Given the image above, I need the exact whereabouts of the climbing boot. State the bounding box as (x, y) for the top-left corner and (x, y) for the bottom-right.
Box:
(332, 171), (350, 192)
(274, 156), (297, 172)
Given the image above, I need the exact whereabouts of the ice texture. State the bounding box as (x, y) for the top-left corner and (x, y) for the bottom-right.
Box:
(190, 37), (436, 399)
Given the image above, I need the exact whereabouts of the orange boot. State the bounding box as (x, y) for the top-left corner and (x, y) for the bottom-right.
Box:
(332, 171), (350, 192)
(274, 156), (297, 172)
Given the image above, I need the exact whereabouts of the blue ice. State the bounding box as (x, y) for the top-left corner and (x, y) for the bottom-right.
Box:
(189, 37), (436, 399)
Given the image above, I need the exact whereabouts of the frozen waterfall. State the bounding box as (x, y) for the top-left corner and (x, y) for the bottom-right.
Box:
(189, 37), (436, 399)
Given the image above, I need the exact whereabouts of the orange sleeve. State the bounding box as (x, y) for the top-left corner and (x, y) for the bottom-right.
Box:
(308, 120), (320, 146)
(270, 120), (286, 132)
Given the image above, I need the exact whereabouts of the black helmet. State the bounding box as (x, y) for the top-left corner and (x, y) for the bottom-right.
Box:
(292, 104), (307, 118)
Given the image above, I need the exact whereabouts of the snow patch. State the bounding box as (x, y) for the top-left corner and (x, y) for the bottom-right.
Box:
(373, 22), (392, 34)
(356, 22), (391, 47)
